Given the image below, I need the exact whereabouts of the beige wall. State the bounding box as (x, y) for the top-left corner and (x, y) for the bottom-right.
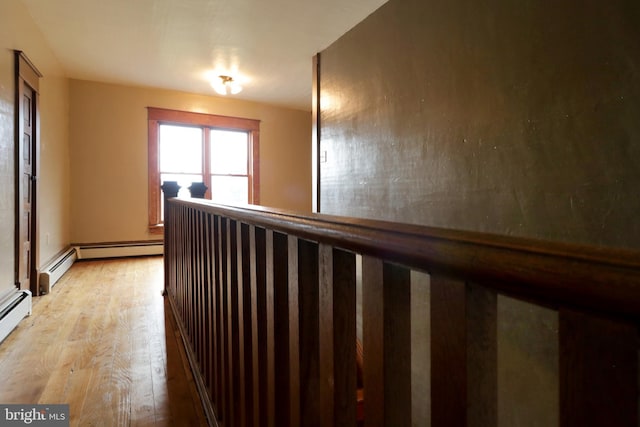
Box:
(38, 76), (71, 265)
(69, 80), (311, 244)
(0, 43), (15, 296)
(0, 0), (70, 295)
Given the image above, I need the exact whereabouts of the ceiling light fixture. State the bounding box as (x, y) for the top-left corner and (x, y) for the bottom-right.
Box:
(212, 75), (242, 95)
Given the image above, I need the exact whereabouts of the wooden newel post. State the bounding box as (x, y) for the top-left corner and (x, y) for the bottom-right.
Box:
(161, 180), (181, 200)
(161, 181), (181, 296)
(188, 182), (208, 198)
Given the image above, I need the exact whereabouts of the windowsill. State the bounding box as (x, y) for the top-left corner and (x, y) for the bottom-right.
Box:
(149, 224), (164, 235)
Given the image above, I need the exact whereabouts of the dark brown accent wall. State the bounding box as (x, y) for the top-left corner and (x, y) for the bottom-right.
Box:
(318, 0), (640, 249)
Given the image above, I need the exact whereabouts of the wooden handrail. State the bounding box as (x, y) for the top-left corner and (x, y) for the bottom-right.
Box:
(170, 198), (640, 320)
(163, 196), (640, 427)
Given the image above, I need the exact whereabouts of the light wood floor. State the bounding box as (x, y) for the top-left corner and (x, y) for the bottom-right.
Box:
(0, 256), (207, 426)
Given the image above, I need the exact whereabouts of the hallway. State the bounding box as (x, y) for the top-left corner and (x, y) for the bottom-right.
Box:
(0, 256), (207, 426)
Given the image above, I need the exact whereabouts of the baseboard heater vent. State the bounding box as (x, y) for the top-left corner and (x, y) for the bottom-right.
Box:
(76, 241), (163, 260)
(0, 290), (32, 344)
(40, 247), (78, 295)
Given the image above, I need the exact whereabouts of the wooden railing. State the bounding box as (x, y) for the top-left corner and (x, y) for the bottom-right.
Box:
(163, 195), (640, 427)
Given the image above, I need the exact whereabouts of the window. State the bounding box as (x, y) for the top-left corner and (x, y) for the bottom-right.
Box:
(148, 107), (260, 233)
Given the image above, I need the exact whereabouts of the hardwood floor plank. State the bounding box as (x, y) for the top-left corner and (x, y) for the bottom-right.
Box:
(0, 256), (207, 426)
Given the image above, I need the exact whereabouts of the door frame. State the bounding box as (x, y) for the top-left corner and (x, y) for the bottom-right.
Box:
(14, 51), (42, 294)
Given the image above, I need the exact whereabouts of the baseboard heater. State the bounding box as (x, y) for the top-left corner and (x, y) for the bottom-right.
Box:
(0, 290), (32, 344)
(39, 247), (78, 295)
(75, 241), (163, 260)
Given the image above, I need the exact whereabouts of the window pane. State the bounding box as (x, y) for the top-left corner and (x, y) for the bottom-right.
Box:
(210, 176), (248, 205)
(210, 129), (248, 175)
(160, 124), (202, 173)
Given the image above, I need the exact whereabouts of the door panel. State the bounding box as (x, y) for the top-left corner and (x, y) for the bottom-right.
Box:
(17, 84), (34, 290)
(14, 51), (41, 294)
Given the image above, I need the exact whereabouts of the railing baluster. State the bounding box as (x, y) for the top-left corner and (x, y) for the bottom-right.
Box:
(187, 207), (193, 334)
(228, 219), (241, 426)
(185, 205), (190, 326)
(239, 222), (253, 426)
(195, 211), (203, 380)
(319, 245), (356, 427)
(176, 207), (182, 317)
(212, 215), (223, 419)
(178, 206), (184, 325)
(187, 208), (193, 340)
(362, 256), (384, 425)
(287, 236), (300, 427)
(204, 213), (214, 395)
(295, 238), (320, 427)
(263, 229), (276, 427)
(220, 217), (230, 425)
(191, 210), (197, 363)
(270, 231), (290, 426)
(200, 211), (207, 383)
(251, 226), (273, 427)
(362, 256), (412, 426)
(250, 226), (268, 427)
(362, 257), (385, 427)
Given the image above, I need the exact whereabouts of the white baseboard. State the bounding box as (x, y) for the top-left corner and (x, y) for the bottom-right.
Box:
(0, 290), (32, 344)
(39, 247), (77, 294)
(76, 241), (164, 260)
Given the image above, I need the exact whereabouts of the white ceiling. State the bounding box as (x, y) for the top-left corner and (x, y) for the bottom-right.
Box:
(21, 0), (388, 111)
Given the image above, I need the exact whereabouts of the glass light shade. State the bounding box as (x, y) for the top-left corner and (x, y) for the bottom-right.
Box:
(229, 83), (243, 94)
(212, 76), (242, 95)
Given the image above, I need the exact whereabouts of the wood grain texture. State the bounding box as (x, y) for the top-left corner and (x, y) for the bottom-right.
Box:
(220, 217), (231, 425)
(271, 231), (290, 426)
(248, 226), (259, 427)
(239, 222), (254, 427)
(560, 309), (638, 427)
(362, 257), (412, 426)
(168, 198), (640, 320)
(362, 256), (384, 425)
(318, 245), (357, 427)
(264, 230), (276, 427)
(296, 238), (320, 427)
(227, 220), (240, 427)
(381, 263), (411, 426)
(286, 237), (300, 427)
(251, 226), (268, 427)
(212, 215), (224, 418)
(163, 196), (640, 427)
(318, 244), (335, 427)
(14, 53), (41, 295)
(204, 213), (214, 399)
(0, 257), (207, 426)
